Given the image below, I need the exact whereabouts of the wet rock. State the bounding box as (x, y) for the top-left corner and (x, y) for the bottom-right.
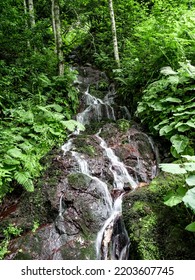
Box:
(1, 120), (158, 260)
(99, 123), (158, 182)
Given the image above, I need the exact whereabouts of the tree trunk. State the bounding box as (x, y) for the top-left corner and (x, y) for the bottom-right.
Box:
(23, 0), (31, 48)
(51, 0), (64, 76)
(51, 0), (57, 52)
(108, 0), (120, 68)
(28, 0), (35, 28)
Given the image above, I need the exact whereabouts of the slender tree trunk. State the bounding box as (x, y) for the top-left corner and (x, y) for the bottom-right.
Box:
(23, 0), (31, 48)
(51, 0), (64, 76)
(28, 0), (35, 28)
(51, 0), (57, 52)
(108, 0), (120, 68)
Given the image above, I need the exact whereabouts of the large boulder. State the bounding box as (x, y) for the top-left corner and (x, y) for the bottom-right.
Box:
(122, 172), (195, 260)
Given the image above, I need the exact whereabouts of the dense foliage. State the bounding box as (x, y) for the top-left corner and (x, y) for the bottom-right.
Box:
(160, 155), (195, 232)
(136, 62), (195, 157)
(0, 0), (195, 256)
(0, 0), (84, 199)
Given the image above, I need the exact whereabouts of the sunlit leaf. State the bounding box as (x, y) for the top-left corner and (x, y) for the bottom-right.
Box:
(182, 187), (195, 212)
(170, 135), (189, 154)
(185, 222), (195, 232)
(159, 163), (187, 174)
(186, 175), (195, 186)
(164, 195), (183, 207)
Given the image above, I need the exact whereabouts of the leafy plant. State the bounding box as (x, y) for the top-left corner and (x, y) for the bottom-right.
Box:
(117, 119), (131, 132)
(0, 224), (23, 260)
(137, 61), (195, 157)
(0, 103), (85, 200)
(32, 220), (40, 233)
(160, 155), (195, 232)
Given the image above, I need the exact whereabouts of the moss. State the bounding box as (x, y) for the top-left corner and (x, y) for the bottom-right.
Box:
(77, 144), (96, 156)
(73, 135), (99, 157)
(60, 238), (96, 260)
(13, 251), (33, 260)
(85, 120), (114, 135)
(67, 173), (92, 190)
(123, 172), (195, 260)
(131, 214), (160, 260)
(89, 83), (108, 99)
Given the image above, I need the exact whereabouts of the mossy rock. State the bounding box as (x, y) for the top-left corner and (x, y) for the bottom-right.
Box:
(73, 135), (99, 157)
(67, 173), (92, 190)
(123, 172), (195, 260)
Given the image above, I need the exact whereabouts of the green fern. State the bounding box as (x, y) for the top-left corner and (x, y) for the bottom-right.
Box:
(14, 171), (34, 192)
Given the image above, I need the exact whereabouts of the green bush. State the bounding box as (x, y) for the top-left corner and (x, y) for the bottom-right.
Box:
(160, 155), (195, 232)
(136, 61), (195, 157)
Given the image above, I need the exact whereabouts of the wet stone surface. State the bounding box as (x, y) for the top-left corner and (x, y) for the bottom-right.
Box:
(2, 122), (158, 260)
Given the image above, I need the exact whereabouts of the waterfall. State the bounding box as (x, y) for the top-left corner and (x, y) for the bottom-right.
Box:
(95, 132), (137, 259)
(76, 85), (116, 125)
(96, 131), (137, 190)
(59, 67), (157, 260)
(72, 151), (113, 214)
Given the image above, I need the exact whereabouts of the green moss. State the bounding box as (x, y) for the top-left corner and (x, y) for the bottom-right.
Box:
(77, 144), (96, 156)
(60, 238), (96, 260)
(123, 172), (195, 260)
(67, 173), (92, 190)
(13, 251), (33, 260)
(73, 135), (99, 157)
(134, 214), (160, 260)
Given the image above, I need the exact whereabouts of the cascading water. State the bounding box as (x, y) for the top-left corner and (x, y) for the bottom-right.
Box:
(71, 151), (112, 215)
(76, 85), (116, 125)
(59, 67), (157, 260)
(95, 131), (137, 259)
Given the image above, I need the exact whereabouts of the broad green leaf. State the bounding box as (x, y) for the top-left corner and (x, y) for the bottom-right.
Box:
(182, 187), (195, 212)
(61, 120), (85, 132)
(177, 125), (190, 132)
(185, 222), (195, 232)
(3, 158), (20, 165)
(159, 125), (173, 136)
(186, 120), (195, 128)
(186, 175), (195, 186)
(170, 135), (189, 154)
(183, 162), (195, 172)
(177, 186), (187, 196)
(46, 104), (63, 112)
(159, 163), (187, 174)
(182, 155), (195, 162)
(14, 171), (34, 192)
(173, 111), (195, 116)
(160, 66), (177, 76)
(164, 195), (183, 207)
(18, 142), (33, 152)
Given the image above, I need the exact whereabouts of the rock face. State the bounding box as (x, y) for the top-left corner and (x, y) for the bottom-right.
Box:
(122, 173), (195, 260)
(1, 121), (158, 260)
(0, 66), (159, 260)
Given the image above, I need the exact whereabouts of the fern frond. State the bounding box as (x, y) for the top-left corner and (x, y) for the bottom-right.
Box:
(14, 171), (34, 192)
(46, 104), (63, 112)
(7, 148), (24, 159)
(61, 120), (85, 132)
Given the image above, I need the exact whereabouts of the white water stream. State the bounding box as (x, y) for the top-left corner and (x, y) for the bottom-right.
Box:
(94, 131), (137, 259)
(60, 74), (156, 259)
